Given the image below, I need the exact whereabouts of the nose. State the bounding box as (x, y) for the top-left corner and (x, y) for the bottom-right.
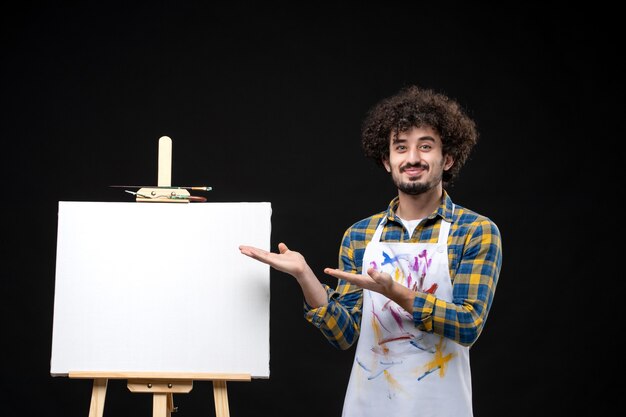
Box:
(406, 146), (421, 163)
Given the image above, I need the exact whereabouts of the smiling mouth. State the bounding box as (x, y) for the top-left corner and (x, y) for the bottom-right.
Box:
(401, 167), (426, 177)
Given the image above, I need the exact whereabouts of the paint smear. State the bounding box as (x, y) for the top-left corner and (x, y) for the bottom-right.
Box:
(384, 370), (406, 395)
(424, 283), (438, 294)
(371, 309), (392, 333)
(356, 357), (371, 372)
(371, 315), (383, 344)
(417, 366), (441, 381)
(388, 305), (405, 330)
(379, 334), (412, 344)
(381, 251), (411, 266)
(416, 337), (456, 381)
(412, 256), (420, 272)
(410, 339), (435, 353)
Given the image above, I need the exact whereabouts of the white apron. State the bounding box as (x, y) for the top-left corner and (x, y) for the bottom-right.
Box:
(342, 209), (472, 417)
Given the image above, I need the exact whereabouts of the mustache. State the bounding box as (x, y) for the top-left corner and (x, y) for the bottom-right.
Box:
(400, 163), (428, 172)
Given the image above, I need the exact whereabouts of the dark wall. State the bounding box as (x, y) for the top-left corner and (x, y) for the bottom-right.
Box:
(2, 3), (615, 416)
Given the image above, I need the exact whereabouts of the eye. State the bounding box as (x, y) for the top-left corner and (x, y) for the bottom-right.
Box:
(395, 145), (407, 151)
(419, 144), (432, 150)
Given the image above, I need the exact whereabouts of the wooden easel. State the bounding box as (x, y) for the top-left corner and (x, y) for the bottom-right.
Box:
(70, 371), (251, 417)
(69, 137), (251, 416)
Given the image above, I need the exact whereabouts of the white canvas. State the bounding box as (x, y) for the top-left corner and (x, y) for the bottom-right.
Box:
(50, 201), (271, 378)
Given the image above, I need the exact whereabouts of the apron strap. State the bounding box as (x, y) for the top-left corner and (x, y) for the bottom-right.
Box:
(437, 203), (454, 245)
(371, 217), (386, 243)
(372, 204), (455, 245)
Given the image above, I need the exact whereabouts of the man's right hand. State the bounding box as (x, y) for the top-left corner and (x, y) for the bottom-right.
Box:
(239, 242), (330, 308)
(239, 242), (308, 279)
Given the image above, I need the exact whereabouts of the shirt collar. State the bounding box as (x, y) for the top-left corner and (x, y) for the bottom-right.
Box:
(385, 190), (455, 225)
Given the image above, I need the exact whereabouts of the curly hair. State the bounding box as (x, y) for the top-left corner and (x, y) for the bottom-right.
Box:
(361, 85), (478, 185)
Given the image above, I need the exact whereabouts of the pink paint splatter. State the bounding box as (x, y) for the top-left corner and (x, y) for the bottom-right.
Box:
(388, 306), (405, 330)
(411, 256), (420, 272)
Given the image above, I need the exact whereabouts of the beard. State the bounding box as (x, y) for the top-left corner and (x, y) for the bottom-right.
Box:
(391, 162), (444, 195)
(396, 180), (432, 195)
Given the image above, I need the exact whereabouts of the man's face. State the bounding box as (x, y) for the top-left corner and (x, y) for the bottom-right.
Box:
(383, 126), (454, 196)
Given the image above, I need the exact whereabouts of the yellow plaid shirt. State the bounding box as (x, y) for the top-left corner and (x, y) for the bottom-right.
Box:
(304, 191), (502, 349)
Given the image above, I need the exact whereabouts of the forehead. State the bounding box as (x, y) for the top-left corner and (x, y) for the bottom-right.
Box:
(390, 126), (441, 142)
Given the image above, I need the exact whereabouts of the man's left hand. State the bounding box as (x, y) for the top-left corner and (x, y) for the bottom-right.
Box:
(324, 267), (394, 298)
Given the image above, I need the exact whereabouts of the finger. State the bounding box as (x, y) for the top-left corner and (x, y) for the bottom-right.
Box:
(367, 268), (391, 283)
(239, 246), (271, 261)
(239, 245), (255, 256)
(324, 268), (366, 284)
(239, 245), (259, 255)
(366, 267), (383, 279)
(278, 242), (289, 254)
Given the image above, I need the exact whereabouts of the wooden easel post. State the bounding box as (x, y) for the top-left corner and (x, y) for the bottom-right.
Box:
(157, 136), (172, 188)
(71, 371), (251, 417)
(127, 378), (192, 417)
(136, 136), (190, 202)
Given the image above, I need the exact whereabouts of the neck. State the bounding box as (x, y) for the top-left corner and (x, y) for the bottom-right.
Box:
(396, 184), (444, 220)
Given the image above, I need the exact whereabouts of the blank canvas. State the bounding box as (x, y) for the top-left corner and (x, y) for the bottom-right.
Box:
(50, 201), (271, 378)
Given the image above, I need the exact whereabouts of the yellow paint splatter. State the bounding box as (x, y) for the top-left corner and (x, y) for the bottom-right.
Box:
(384, 369), (407, 395)
(394, 266), (404, 283)
(423, 337), (456, 378)
(371, 316), (382, 344)
(413, 337), (456, 380)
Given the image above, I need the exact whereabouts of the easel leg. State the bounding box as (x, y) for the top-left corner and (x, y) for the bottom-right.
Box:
(153, 393), (167, 417)
(88, 378), (108, 417)
(213, 381), (230, 417)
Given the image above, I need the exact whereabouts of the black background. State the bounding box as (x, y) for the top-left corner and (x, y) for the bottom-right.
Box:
(1, 3), (617, 417)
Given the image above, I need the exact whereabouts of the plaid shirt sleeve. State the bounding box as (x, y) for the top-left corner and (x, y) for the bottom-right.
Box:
(412, 217), (502, 347)
(303, 228), (363, 350)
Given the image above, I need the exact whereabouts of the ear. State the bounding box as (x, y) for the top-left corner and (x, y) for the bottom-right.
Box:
(443, 154), (454, 171)
(383, 157), (391, 173)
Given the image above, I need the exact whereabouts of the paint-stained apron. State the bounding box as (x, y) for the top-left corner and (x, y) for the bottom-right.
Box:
(342, 207), (472, 417)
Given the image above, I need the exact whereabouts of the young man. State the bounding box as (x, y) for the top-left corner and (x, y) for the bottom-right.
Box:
(239, 85), (502, 417)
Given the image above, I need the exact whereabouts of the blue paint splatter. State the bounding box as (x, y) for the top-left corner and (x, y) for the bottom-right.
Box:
(356, 357), (371, 372)
(417, 366), (441, 381)
(381, 251), (411, 266)
(380, 360), (403, 366)
(410, 339), (435, 353)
